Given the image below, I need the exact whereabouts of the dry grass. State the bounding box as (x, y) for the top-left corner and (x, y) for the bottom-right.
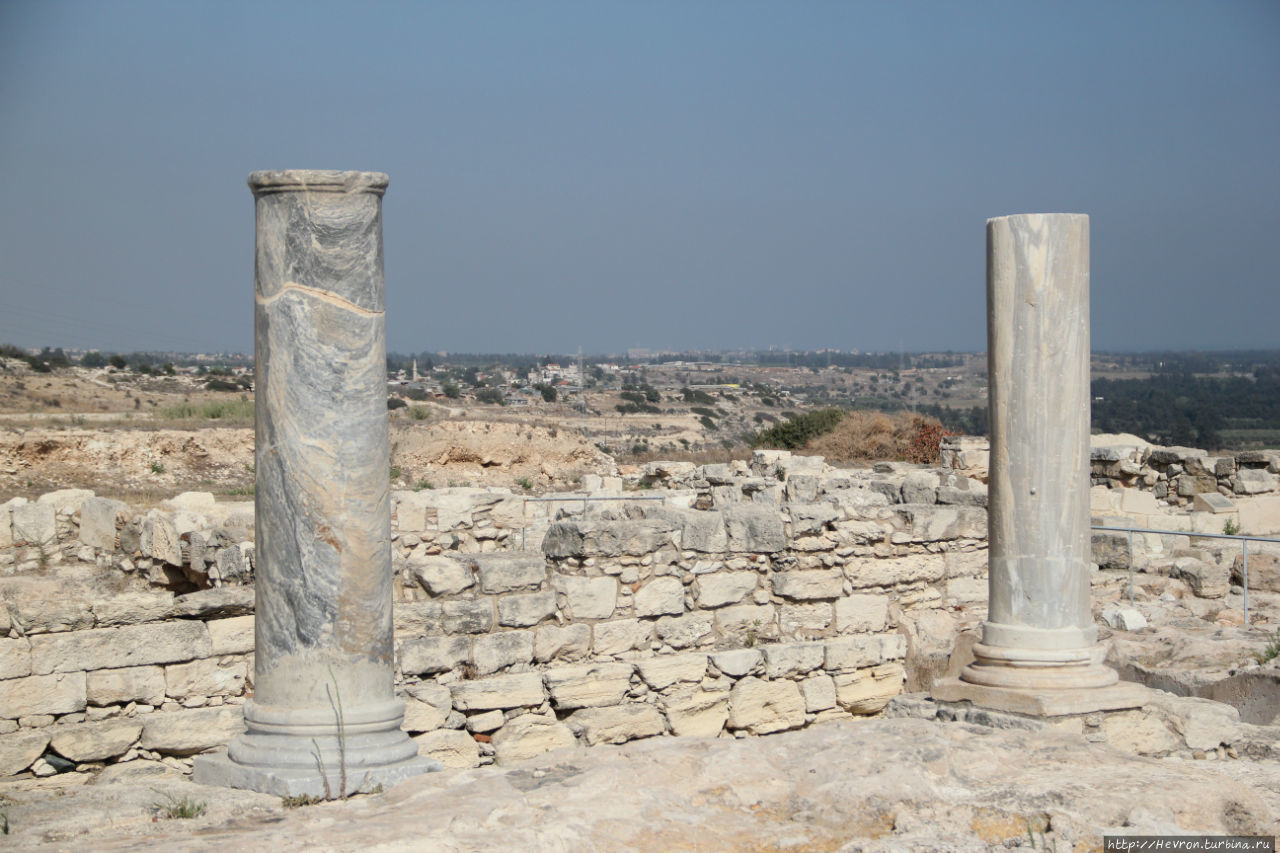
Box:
(806, 410), (949, 464)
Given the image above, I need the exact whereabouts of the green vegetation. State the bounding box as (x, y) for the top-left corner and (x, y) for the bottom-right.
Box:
(282, 794), (325, 808)
(475, 388), (506, 405)
(1224, 517), (1241, 536)
(414, 479), (434, 491)
(515, 476), (534, 491)
(1254, 628), (1280, 665)
(149, 461), (165, 475)
(408, 405), (429, 420)
(151, 789), (207, 820)
(533, 383), (558, 403)
(752, 408), (845, 450)
(157, 399), (254, 422)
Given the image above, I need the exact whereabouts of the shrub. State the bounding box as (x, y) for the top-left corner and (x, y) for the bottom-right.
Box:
(408, 405), (429, 420)
(751, 408), (845, 450)
(475, 388), (506, 405)
(387, 397), (407, 410)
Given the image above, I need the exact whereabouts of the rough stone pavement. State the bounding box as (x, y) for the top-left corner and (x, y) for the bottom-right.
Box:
(5, 716), (1278, 851)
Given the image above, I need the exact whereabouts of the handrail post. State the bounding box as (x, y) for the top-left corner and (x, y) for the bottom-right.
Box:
(1127, 528), (1135, 607)
(1243, 537), (1250, 626)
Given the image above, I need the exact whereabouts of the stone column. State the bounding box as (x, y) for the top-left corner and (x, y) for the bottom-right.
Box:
(194, 171), (437, 795)
(933, 213), (1144, 715)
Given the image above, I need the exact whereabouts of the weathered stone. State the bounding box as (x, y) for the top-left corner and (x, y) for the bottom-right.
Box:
(165, 657), (247, 699)
(534, 623), (592, 662)
(0, 730), (50, 776)
(592, 619), (652, 656)
(208, 615), (255, 656)
(568, 705), (666, 745)
(399, 636), (470, 676)
(491, 714), (577, 764)
(834, 595), (889, 633)
(727, 677), (805, 734)
(89, 592), (173, 627)
(891, 506), (986, 542)
(710, 648), (761, 678)
(834, 663), (904, 714)
(844, 554), (946, 589)
(713, 604), (775, 639)
(450, 673), (546, 711)
(11, 502), (55, 546)
(413, 728), (480, 768)
(409, 555), (475, 596)
(1146, 693), (1242, 751)
(401, 683), (452, 732)
(30, 622), (211, 676)
(1192, 492), (1234, 514)
(637, 654), (707, 690)
(49, 719), (143, 762)
(442, 600), (495, 634)
(170, 587), (254, 618)
(1170, 557), (1228, 599)
(673, 509), (728, 553)
(546, 663), (633, 710)
(1231, 552), (1280, 593)
(1100, 606), (1148, 632)
(473, 553), (546, 594)
(139, 510), (182, 565)
(800, 674), (837, 712)
(772, 569), (843, 601)
(0, 672), (85, 718)
(723, 505), (786, 553)
(1100, 710), (1180, 756)
(471, 631), (534, 674)
(788, 503), (841, 537)
(78, 497), (126, 550)
(695, 572), (757, 608)
(497, 591), (557, 628)
(555, 575), (617, 620)
(213, 544), (251, 584)
(140, 705), (243, 754)
(465, 709), (505, 733)
(655, 613), (714, 649)
(762, 642), (825, 678)
(634, 577), (684, 617)
(901, 472), (940, 505)
(543, 518), (678, 558)
(1235, 469), (1278, 495)
(823, 636), (886, 672)
(779, 603), (833, 634)
(662, 687), (729, 737)
(87, 665), (165, 706)
(0, 637), (32, 679)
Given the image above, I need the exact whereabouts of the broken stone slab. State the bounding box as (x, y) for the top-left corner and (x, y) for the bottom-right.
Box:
(0, 730), (51, 776)
(553, 575), (618, 620)
(408, 555), (475, 596)
(542, 518), (679, 558)
(139, 705), (244, 755)
(471, 631), (535, 675)
(834, 663), (906, 714)
(695, 572), (758, 608)
(491, 714), (577, 764)
(636, 654), (708, 690)
(87, 665), (166, 706)
(568, 705), (666, 746)
(1232, 552), (1280, 592)
(634, 577), (684, 617)
(533, 623), (591, 663)
(10, 503), (55, 547)
(78, 497), (127, 550)
(723, 505), (787, 553)
(49, 719), (143, 763)
(0, 672), (86, 717)
(0, 636), (31, 680)
(1100, 605), (1148, 632)
(727, 677), (805, 734)
(450, 673), (546, 712)
(413, 729), (480, 769)
(401, 683), (452, 733)
(771, 569), (843, 601)
(472, 552), (546, 594)
(1192, 492), (1235, 514)
(661, 687), (729, 737)
(399, 636), (470, 676)
(545, 663), (633, 710)
(1169, 557), (1228, 599)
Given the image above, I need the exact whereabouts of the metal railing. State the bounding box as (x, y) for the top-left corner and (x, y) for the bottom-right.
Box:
(1092, 524), (1280, 625)
(520, 495), (667, 550)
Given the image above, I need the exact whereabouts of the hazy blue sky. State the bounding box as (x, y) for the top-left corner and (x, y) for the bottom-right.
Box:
(1, 1), (1277, 356)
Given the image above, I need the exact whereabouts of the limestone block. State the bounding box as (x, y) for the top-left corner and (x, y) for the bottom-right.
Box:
(890, 506), (986, 542)
(442, 600), (495, 634)
(413, 728), (480, 769)
(723, 505), (787, 553)
(834, 595), (889, 633)
(772, 569), (843, 601)
(30, 622), (212, 675)
(788, 503), (841, 537)
(497, 591), (557, 628)
(662, 687), (729, 737)
(0, 503), (11, 549)
(0, 637), (32, 679)
(1100, 710), (1180, 756)
(1117, 489), (1160, 515)
(213, 545), (250, 584)
(90, 592), (173, 627)
(592, 619), (653, 656)
(1170, 557), (1228, 599)
(140, 705), (244, 755)
(762, 642), (824, 678)
(164, 657), (247, 699)
(568, 704), (666, 746)
(844, 554), (946, 589)
(139, 510), (182, 565)
(937, 479), (988, 507)
(399, 636), (470, 676)
(824, 636), (894, 673)
(471, 631), (535, 675)
(779, 603), (833, 634)
(675, 509), (728, 553)
(0, 671), (85, 718)
(1100, 606), (1148, 632)
(0, 730), (50, 776)
(1146, 693), (1242, 751)
(400, 682), (451, 732)
(727, 677), (805, 734)
(87, 665), (165, 706)
(1239, 497), (1280, 535)
(834, 663), (905, 714)
(901, 472), (940, 504)
(695, 572), (757, 609)
(49, 719), (143, 762)
(466, 710), (505, 733)
(79, 497), (126, 550)
(546, 662), (633, 710)
(409, 555), (475, 596)
(1236, 469), (1278, 495)
(655, 613), (714, 649)
(534, 623), (591, 662)
(1192, 493), (1234, 514)
(542, 518), (678, 558)
(491, 714), (577, 764)
(634, 577), (685, 617)
(450, 673), (546, 711)
(1232, 552), (1280, 592)
(555, 575), (617, 620)
(474, 553), (546, 593)
(710, 648), (761, 678)
(208, 615), (255, 655)
(395, 601), (445, 634)
(801, 674), (837, 712)
(11, 503), (56, 546)
(714, 604), (775, 638)
(637, 654), (707, 690)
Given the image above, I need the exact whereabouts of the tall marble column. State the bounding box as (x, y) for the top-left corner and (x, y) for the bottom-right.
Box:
(194, 171), (438, 795)
(933, 213), (1144, 716)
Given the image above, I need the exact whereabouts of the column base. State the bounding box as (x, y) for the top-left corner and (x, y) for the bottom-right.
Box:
(930, 676), (1148, 717)
(193, 750), (441, 799)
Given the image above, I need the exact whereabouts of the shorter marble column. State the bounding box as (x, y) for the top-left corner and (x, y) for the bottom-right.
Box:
(194, 171), (438, 795)
(932, 213), (1145, 716)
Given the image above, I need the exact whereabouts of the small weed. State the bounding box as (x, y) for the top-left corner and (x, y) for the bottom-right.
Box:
(516, 477), (534, 491)
(282, 794), (325, 808)
(414, 479), (434, 491)
(408, 405), (429, 421)
(151, 788), (207, 819)
(1254, 628), (1280, 665)
(389, 465), (403, 482)
(2, 809), (9, 834)
(226, 484), (254, 497)
(1224, 517), (1241, 536)
(150, 461), (165, 475)
(69, 414), (87, 427)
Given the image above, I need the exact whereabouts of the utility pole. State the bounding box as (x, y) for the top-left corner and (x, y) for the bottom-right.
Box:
(578, 345), (586, 414)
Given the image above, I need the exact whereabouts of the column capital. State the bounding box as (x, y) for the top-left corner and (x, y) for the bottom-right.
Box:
(248, 170), (388, 197)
